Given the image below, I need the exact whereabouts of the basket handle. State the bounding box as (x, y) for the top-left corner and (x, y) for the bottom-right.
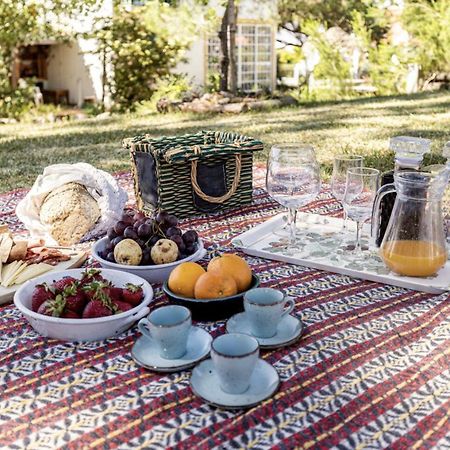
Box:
(191, 154), (242, 204)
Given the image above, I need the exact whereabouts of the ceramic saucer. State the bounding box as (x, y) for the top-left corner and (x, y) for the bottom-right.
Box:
(131, 326), (212, 372)
(190, 359), (280, 410)
(226, 313), (304, 349)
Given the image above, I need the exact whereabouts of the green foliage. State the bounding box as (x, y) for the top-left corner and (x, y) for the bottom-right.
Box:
(150, 74), (193, 106)
(402, 0), (450, 78)
(206, 72), (221, 93)
(303, 21), (352, 99)
(0, 84), (34, 119)
(278, 0), (370, 34)
(0, 0), (97, 71)
(94, 1), (204, 110)
(0, 0), (97, 118)
(351, 11), (409, 95)
(277, 47), (303, 65)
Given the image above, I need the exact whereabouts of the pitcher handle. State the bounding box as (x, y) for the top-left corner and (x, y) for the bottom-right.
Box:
(371, 183), (396, 247)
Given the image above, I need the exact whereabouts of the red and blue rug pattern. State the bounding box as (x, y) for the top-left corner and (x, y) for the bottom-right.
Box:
(0, 168), (449, 449)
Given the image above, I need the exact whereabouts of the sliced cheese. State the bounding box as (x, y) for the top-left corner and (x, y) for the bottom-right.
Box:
(2, 261), (27, 287)
(7, 261), (28, 287)
(1, 261), (20, 286)
(13, 263), (53, 285)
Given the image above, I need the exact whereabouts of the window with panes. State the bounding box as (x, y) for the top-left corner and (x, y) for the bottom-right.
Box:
(207, 24), (273, 92)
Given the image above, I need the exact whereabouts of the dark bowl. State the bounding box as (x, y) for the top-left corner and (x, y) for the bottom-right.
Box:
(162, 274), (260, 321)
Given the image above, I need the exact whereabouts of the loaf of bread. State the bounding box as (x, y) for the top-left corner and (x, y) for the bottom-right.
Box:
(39, 182), (101, 246)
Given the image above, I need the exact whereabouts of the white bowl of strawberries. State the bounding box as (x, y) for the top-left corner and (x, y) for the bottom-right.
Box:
(14, 268), (153, 341)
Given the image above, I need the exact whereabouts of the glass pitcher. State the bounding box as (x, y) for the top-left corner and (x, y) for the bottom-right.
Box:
(371, 171), (448, 277)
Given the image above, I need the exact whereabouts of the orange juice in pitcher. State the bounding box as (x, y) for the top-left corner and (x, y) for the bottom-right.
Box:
(372, 171), (449, 278)
(380, 240), (447, 277)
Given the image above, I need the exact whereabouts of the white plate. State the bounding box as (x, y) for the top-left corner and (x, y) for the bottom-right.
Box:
(190, 358), (280, 409)
(131, 326), (212, 372)
(226, 313), (304, 349)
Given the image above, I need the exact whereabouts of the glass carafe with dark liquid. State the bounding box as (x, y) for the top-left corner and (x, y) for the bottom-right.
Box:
(375, 136), (431, 247)
(372, 171), (448, 277)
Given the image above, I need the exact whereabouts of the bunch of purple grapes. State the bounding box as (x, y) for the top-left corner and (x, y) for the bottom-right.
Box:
(99, 210), (199, 265)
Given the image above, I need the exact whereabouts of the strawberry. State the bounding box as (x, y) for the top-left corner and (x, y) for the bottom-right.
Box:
(52, 276), (77, 292)
(122, 284), (143, 306)
(37, 294), (66, 317)
(107, 286), (123, 303)
(31, 283), (54, 312)
(63, 284), (86, 313)
(113, 300), (133, 314)
(61, 309), (80, 319)
(81, 281), (115, 318)
(82, 300), (113, 318)
(80, 268), (105, 286)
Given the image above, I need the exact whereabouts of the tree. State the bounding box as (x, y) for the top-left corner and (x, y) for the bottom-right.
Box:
(92, 1), (203, 109)
(278, 0), (370, 35)
(218, 0), (238, 93)
(402, 0), (450, 83)
(0, 0), (97, 87)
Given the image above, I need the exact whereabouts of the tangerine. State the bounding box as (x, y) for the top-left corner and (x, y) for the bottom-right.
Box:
(194, 272), (238, 299)
(168, 262), (206, 298)
(207, 253), (252, 292)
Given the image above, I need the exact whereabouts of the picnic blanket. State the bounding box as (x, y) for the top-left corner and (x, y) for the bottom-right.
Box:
(0, 168), (449, 449)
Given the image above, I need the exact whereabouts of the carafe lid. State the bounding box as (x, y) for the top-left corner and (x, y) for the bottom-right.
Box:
(390, 136), (431, 169)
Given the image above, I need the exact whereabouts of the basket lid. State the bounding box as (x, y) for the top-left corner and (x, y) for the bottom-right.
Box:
(124, 130), (263, 163)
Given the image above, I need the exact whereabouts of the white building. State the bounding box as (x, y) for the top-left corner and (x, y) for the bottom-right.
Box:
(13, 0), (278, 107)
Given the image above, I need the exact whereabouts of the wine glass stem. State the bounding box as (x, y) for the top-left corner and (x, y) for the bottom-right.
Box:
(342, 207), (348, 231)
(355, 221), (363, 255)
(288, 207), (297, 247)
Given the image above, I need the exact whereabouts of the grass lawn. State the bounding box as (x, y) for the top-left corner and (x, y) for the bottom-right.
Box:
(0, 91), (449, 192)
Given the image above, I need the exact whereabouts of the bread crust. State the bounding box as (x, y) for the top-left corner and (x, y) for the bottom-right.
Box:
(40, 183), (101, 245)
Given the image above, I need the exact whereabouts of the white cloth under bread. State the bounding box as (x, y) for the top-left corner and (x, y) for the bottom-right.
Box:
(16, 163), (128, 245)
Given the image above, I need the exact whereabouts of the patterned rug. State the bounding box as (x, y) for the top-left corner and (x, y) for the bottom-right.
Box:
(0, 168), (449, 450)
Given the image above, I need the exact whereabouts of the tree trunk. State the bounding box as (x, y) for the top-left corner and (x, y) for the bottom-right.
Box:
(228, 0), (238, 94)
(10, 47), (20, 89)
(219, 2), (230, 92)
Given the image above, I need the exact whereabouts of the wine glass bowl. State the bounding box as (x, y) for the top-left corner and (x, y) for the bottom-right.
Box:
(266, 144), (321, 250)
(343, 167), (380, 255)
(331, 155), (363, 229)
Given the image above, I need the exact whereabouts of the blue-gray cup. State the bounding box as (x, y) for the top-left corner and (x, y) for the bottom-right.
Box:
(138, 305), (191, 359)
(244, 288), (295, 338)
(211, 333), (259, 394)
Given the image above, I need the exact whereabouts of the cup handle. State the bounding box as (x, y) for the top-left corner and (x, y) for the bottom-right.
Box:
(282, 296), (295, 318)
(138, 318), (152, 339)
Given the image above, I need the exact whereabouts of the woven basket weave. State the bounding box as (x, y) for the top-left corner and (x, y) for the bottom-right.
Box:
(124, 130), (263, 218)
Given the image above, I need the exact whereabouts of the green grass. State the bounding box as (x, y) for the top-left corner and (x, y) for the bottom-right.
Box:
(0, 91), (449, 192)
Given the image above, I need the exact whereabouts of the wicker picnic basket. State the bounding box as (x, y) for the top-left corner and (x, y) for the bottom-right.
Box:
(124, 130), (263, 218)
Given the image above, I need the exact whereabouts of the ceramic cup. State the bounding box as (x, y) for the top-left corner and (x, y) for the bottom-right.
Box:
(138, 305), (191, 359)
(244, 288), (295, 338)
(211, 333), (259, 394)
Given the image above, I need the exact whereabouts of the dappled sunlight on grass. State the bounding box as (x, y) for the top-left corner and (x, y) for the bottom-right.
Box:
(0, 91), (448, 191)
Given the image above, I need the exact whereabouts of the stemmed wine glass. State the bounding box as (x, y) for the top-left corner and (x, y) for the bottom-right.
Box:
(331, 155), (363, 230)
(266, 144), (321, 252)
(343, 167), (380, 256)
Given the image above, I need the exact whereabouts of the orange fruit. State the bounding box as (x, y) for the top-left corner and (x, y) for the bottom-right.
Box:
(194, 272), (238, 299)
(168, 262), (206, 298)
(207, 253), (252, 292)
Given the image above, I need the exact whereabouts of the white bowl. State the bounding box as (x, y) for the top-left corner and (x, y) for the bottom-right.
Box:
(91, 237), (207, 284)
(14, 268), (153, 341)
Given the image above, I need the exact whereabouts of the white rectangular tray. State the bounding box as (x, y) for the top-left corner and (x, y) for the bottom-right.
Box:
(232, 212), (450, 294)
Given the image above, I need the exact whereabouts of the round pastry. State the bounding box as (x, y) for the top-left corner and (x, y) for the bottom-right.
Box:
(39, 182), (101, 246)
